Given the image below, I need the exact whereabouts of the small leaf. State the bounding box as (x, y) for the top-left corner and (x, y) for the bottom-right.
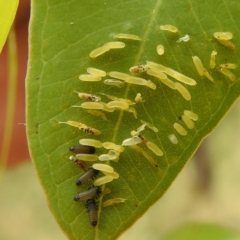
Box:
(26, 0), (240, 239)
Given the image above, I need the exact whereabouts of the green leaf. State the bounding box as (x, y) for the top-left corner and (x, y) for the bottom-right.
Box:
(162, 223), (240, 240)
(0, 0), (19, 52)
(26, 0), (240, 239)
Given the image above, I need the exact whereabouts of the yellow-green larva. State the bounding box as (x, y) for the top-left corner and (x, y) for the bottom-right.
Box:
(115, 33), (141, 40)
(174, 82), (191, 100)
(156, 44), (164, 55)
(102, 142), (125, 152)
(76, 92), (101, 102)
(182, 115), (195, 129)
(102, 198), (126, 207)
(76, 153), (99, 161)
(79, 139), (103, 148)
(213, 32), (233, 40)
(108, 71), (130, 81)
(87, 110), (107, 121)
(92, 163), (114, 173)
(74, 186), (102, 202)
(209, 51), (217, 69)
(104, 79), (124, 88)
(183, 110), (198, 121)
(146, 61), (167, 72)
(76, 167), (99, 186)
(89, 45), (110, 58)
(87, 67), (106, 77)
(160, 24), (178, 33)
(173, 123), (188, 136)
(217, 67), (236, 81)
(192, 56), (205, 76)
(176, 34), (190, 43)
(146, 141), (163, 156)
(168, 134), (178, 144)
(146, 68), (167, 80)
(107, 100), (129, 110)
(129, 65), (148, 73)
(103, 41), (125, 49)
(80, 102), (104, 110)
(69, 145), (96, 154)
(79, 74), (102, 82)
(94, 176), (114, 186)
(86, 199), (98, 227)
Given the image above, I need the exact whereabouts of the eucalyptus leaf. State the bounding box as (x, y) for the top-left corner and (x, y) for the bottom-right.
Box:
(26, 0), (240, 239)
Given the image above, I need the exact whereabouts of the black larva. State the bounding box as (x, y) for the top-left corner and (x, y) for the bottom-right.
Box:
(76, 167), (99, 186)
(69, 145), (96, 154)
(74, 186), (102, 202)
(86, 199), (98, 227)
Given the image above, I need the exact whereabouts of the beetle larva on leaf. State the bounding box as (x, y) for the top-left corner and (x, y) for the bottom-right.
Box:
(146, 141), (163, 156)
(115, 33), (141, 40)
(89, 46), (110, 58)
(108, 71), (130, 81)
(92, 163), (114, 173)
(209, 51), (217, 69)
(74, 186), (102, 202)
(192, 56), (205, 76)
(146, 61), (167, 72)
(160, 24), (178, 33)
(80, 102), (104, 110)
(146, 68), (167, 80)
(102, 142), (124, 152)
(75, 92), (101, 102)
(76, 167), (99, 186)
(219, 63), (237, 69)
(129, 65), (148, 73)
(103, 41), (125, 49)
(107, 100), (129, 110)
(173, 123), (188, 136)
(86, 199), (98, 227)
(69, 145), (96, 154)
(69, 156), (89, 171)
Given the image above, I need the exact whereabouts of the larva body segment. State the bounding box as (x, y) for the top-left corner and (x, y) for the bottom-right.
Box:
(146, 141), (163, 156)
(146, 68), (167, 80)
(87, 67), (106, 77)
(160, 24), (178, 33)
(168, 134), (178, 144)
(156, 44), (164, 55)
(80, 102), (104, 110)
(103, 41), (125, 49)
(213, 32), (233, 40)
(89, 46), (110, 58)
(86, 199), (98, 227)
(174, 82), (191, 100)
(209, 51), (217, 69)
(104, 79), (124, 88)
(76, 167), (99, 186)
(182, 115), (195, 129)
(92, 163), (114, 173)
(79, 139), (103, 148)
(183, 110), (198, 121)
(79, 74), (102, 82)
(115, 33), (141, 40)
(94, 176), (114, 186)
(74, 186), (102, 202)
(173, 123), (187, 136)
(69, 145), (96, 154)
(76, 154), (99, 161)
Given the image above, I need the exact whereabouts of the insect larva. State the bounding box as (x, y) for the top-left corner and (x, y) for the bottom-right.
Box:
(182, 115), (195, 129)
(79, 139), (103, 148)
(108, 71), (130, 81)
(69, 156), (89, 171)
(209, 51), (217, 69)
(129, 65), (148, 73)
(140, 120), (158, 133)
(176, 34), (190, 43)
(101, 170), (119, 179)
(216, 39), (235, 49)
(80, 102), (104, 110)
(92, 163), (114, 173)
(87, 67), (106, 77)
(58, 121), (101, 135)
(183, 110), (198, 121)
(115, 33), (141, 40)
(94, 176), (114, 186)
(159, 77), (176, 89)
(156, 44), (164, 55)
(173, 123), (187, 136)
(76, 154), (99, 161)
(130, 145), (158, 167)
(76, 167), (99, 186)
(135, 93), (143, 103)
(168, 134), (178, 144)
(213, 32), (233, 40)
(160, 24), (178, 33)
(146, 68), (167, 80)
(86, 199), (98, 227)
(146, 61), (167, 72)
(89, 45), (110, 58)
(146, 141), (163, 156)
(192, 56), (204, 76)
(87, 110), (107, 121)
(164, 67), (197, 86)
(74, 186), (102, 202)
(102, 198), (126, 207)
(122, 136), (142, 146)
(69, 145), (96, 154)
(107, 100), (129, 110)
(174, 82), (191, 100)
(219, 63), (237, 69)
(75, 92), (101, 102)
(104, 79), (124, 88)
(217, 67), (236, 81)
(102, 142), (124, 152)
(103, 41), (125, 49)
(79, 74), (102, 82)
